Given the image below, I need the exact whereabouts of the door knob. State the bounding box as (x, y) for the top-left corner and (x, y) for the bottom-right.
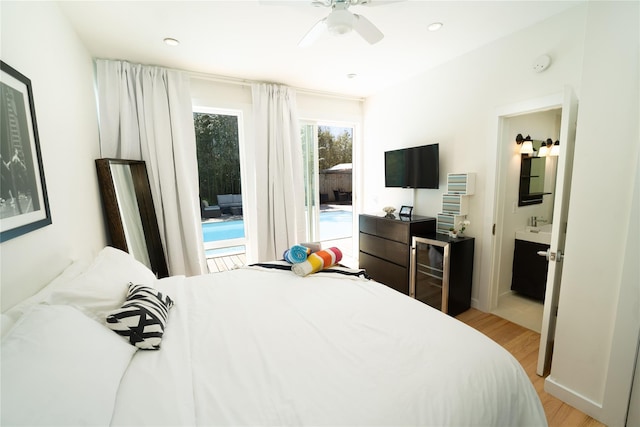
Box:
(537, 249), (550, 260)
(537, 248), (563, 262)
(549, 250), (564, 262)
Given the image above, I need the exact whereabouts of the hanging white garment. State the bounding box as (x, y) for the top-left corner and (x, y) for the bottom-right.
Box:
(251, 83), (306, 261)
(95, 59), (207, 277)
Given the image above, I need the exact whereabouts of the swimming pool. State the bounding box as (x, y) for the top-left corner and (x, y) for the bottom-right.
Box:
(202, 209), (353, 243)
(318, 209), (353, 241)
(202, 219), (246, 242)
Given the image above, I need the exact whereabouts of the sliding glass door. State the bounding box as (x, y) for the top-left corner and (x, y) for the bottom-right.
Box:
(193, 109), (246, 263)
(300, 121), (354, 254)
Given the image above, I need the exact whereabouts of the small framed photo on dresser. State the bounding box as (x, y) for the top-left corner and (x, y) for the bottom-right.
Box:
(399, 205), (413, 218)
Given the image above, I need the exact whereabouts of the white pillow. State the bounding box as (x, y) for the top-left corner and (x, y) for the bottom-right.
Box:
(1, 257), (91, 338)
(46, 246), (157, 322)
(1, 304), (137, 426)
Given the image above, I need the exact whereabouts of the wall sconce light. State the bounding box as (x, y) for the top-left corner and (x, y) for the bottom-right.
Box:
(515, 133), (534, 155)
(516, 134), (560, 157)
(538, 138), (553, 157)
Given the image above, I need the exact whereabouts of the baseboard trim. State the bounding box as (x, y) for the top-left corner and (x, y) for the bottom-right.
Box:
(545, 376), (604, 421)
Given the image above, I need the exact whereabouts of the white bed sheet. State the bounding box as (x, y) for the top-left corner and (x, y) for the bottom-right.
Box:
(112, 266), (547, 426)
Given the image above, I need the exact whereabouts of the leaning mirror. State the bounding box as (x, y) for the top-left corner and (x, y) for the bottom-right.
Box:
(96, 158), (168, 278)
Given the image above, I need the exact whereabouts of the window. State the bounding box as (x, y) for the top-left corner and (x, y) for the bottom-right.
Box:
(193, 110), (246, 267)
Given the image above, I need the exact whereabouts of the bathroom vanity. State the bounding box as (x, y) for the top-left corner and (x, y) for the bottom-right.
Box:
(511, 225), (551, 301)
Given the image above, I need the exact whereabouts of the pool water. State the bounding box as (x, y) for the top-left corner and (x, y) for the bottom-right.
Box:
(202, 209), (352, 243)
(318, 209), (353, 241)
(202, 220), (245, 241)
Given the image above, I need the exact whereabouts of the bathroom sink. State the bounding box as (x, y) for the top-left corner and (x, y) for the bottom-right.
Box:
(516, 224), (552, 245)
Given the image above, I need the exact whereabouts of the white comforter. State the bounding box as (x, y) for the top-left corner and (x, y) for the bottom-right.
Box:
(110, 266), (546, 426)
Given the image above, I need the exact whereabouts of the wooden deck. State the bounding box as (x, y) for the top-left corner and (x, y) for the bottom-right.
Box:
(206, 253), (247, 273)
(206, 237), (354, 274)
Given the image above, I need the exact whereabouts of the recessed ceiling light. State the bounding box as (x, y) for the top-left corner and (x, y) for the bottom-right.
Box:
(347, 73), (357, 79)
(163, 37), (180, 46)
(427, 22), (443, 32)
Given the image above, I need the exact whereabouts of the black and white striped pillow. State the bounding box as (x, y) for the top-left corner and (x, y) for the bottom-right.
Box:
(106, 283), (174, 350)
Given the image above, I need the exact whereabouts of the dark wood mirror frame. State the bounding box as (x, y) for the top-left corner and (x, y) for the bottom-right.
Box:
(518, 140), (553, 207)
(96, 158), (169, 278)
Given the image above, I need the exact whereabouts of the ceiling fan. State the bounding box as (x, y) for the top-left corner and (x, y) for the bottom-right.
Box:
(298, 0), (385, 47)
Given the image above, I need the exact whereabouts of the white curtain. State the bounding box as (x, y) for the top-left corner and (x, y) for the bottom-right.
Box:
(96, 59), (207, 276)
(252, 83), (306, 261)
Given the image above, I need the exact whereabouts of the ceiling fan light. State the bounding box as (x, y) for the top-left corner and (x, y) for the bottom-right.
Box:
(327, 9), (354, 35)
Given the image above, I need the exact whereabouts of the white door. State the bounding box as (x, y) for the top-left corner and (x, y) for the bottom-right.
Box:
(537, 87), (579, 376)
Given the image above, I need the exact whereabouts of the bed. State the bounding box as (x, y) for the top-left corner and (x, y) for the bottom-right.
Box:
(1, 247), (547, 426)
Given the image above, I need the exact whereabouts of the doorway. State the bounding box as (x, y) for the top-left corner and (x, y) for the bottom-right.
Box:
(193, 108), (247, 271)
(491, 109), (561, 333)
(489, 88), (578, 376)
(300, 122), (355, 265)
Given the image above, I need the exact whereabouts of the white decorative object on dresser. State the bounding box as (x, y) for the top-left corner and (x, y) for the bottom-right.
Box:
(447, 173), (476, 195)
(437, 173), (476, 235)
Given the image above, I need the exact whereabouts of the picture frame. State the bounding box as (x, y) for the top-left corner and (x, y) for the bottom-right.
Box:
(1, 61), (51, 242)
(399, 205), (413, 218)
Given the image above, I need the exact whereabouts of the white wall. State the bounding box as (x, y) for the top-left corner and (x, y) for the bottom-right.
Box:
(362, 4), (586, 307)
(545, 2), (640, 425)
(0, 2), (106, 311)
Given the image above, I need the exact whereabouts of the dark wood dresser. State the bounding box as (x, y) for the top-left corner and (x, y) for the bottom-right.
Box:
(358, 214), (436, 295)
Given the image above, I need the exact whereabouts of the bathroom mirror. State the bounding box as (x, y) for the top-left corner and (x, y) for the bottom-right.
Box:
(518, 141), (555, 207)
(96, 159), (169, 278)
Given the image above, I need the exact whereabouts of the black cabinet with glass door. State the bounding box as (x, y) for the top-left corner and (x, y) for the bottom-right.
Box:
(410, 234), (474, 316)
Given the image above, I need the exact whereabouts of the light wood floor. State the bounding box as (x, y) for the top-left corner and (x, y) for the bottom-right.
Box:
(456, 308), (605, 427)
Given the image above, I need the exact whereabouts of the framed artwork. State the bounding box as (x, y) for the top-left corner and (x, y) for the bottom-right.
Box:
(0, 61), (51, 242)
(399, 205), (413, 217)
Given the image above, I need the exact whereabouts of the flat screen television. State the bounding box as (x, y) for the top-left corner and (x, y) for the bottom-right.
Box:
(384, 143), (439, 189)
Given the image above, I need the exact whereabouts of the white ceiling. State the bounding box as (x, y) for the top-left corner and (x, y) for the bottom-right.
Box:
(57, 0), (581, 98)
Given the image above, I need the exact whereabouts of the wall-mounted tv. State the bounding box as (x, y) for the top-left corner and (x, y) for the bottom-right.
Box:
(384, 143), (439, 189)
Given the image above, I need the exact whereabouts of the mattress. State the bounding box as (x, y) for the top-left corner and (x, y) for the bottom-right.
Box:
(112, 266), (546, 426)
(1, 247), (546, 426)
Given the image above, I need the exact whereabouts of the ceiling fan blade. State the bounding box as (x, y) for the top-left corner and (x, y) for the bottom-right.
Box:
(351, 0), (406, 7)
(311, 0), (332, 6)
(352, 13), (384, 44)
(298, 18), (328, 47)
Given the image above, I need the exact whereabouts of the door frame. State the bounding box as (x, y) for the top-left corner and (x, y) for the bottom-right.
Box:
(483, 92), (565, 312)
(484, 88), (577, 376)
(300, 120), (321, 242)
